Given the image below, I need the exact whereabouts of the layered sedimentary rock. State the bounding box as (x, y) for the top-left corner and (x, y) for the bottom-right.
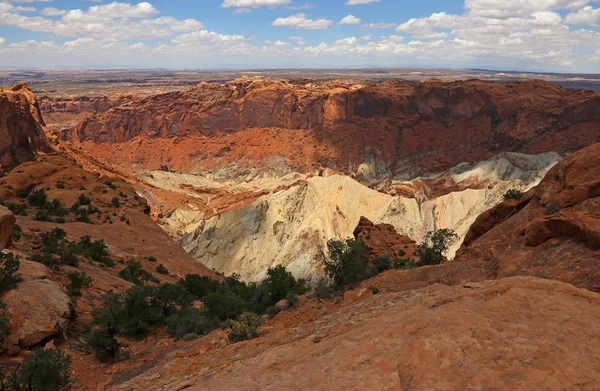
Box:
(0, 83), (50, 172)
(181, 152), (559, 281)
(65, 77), (600, 179)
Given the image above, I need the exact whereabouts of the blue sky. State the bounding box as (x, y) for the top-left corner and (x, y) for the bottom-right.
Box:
(0, 0), (599, 72)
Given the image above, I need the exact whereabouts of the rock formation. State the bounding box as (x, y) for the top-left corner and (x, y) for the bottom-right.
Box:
(353, 216), (417, 262)
(64, 78), (600, 179)
(0, 83), (50, 172)
(0, 205), (15, 249)
(181, 152), (559, 282)
(110, 277), (600, 391)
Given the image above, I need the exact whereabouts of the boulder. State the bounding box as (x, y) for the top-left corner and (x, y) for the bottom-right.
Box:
(2, 279), (72, 355)
(0, 205), (15, 249)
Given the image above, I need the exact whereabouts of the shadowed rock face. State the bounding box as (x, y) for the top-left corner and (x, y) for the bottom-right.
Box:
(0, 83), (50, 172)
(66, 77), (600, 178)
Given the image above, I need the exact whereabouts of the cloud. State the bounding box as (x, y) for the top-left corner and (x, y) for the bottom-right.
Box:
(222, 0), (291, 8)
(565, 6), (600, 25)
(271, 13), (333, 29)
(0, 1), (203, 39)
(346, 0), (380, 5)
(362, 22), (395, 29)
(339, 15), (361, 24)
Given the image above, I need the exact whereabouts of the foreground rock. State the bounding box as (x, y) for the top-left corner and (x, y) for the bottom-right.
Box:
(0, 83), (50, 172)
(110, 277), (600, 391)
(2, 279), (71, 355)
(0, 205), (15, 249)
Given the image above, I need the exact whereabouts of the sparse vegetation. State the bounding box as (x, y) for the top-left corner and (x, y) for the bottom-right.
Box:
(0, 251), (21, 292)
(221, 313), (264, 343)
(118, 259), (159, 285)
(545, 203), (562, 215)
(155, 264), (169, 275)
(324, 238), (369, 287)
(67, 271), (92, 297)
(503, 188), (524, 201)
(0, 347), (72, 391)
(166, 307), (219, 340)
(415, 229), (458, 266)
(0, 301), (9, 348)
(104, 181), (117, 190)
(12, 224), (22, 243)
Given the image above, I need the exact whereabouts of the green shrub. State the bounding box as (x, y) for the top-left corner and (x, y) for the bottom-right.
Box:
(119, 259), (158, 285)
(152, 283), (193, 318)
(9, 347), (72, 391)
(415, 229), (457, 266)
(87, 329), (121, 361)
(0, 301), (9, 347)
(503, 188), (524, 201)
(368, 286), (380, 294)
(67, 271), (92, 297)
(372, 256), (392, 273)
(155, 264), (169, 275)
(27, 189), (47, 207)
(180, 274), (220, 299)
(285, 291), (299, 308)
(0, 251), (21, 292)
(145, 256), (157, 263)
(263, 265), (307, 304)
(222, 313), (264, 344)
(111, 197), (121, 208)
(545, 203), (562, 215)
(6, 203), (27, 216)
(324, 238), (369, 287)
(104, 181), (117, 190)
(12, 224), (22, 242)
(78, 194), (91, 206)
(202, 291), (246, 321)
(392, 258), (419, 270)
(166, 307), (219, 340)
(266, 305), (281, 318)
(313, 278), (338, 299)
(15, 188), (29, 199)
(56, 183), (66, 189)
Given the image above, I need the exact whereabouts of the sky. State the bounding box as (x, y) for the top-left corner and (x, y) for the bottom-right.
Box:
(0, 0), (599, 72)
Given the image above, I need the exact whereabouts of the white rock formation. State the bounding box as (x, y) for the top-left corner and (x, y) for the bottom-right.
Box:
(181, 152), (560, 282)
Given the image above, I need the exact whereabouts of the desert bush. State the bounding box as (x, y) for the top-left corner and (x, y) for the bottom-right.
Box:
(324, 238), (369, 286)
(6, 203), (27, 216)
(27, 189), (47, 207)
(222, 313), (264, 344)
(372, 256), (392, 273)
(152, 283), (193, 318)
(312, 278), (338, 300)
(118, 259), (158, 285)
(285, 292), (299, 308)
(415, 229), (457, 266)
(111, 197), (121, 208)
(0, 301), (9, 348)
(166, 307), (219, 340)
(104, 181), (117, 190)
(67, 271), (92, 297)
(87, 329), (121, 361)
(0, 251), (21, 292)
(11, 224), (22, 243)
(155, 264), (169, 275)
(2, 347), (73, 391)
(202, 291), (246, 321)
(263, 265), (307, 305)
(545, 203), (562, 215)
(78, 194), (91, 206)
(392, 258), (419, 270)
(503, 188), (524, 201)
(180, 274), (220, 299)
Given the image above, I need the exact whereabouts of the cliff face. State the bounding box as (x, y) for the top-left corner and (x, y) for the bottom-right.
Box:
(0, 83), (50, 172)
(67, 78), (600, 177)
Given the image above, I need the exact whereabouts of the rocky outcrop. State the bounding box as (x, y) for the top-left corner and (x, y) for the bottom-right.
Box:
(0, 83), (50, 172)
(66, 78), (600, 178)
(2, 279), (71, 355)
(0, 205), (15, 249)
(453, 141), (600, 292)
(181, 151), (558, 282)
(110, 277), (600, 391)
(353, 216), (416, 262)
